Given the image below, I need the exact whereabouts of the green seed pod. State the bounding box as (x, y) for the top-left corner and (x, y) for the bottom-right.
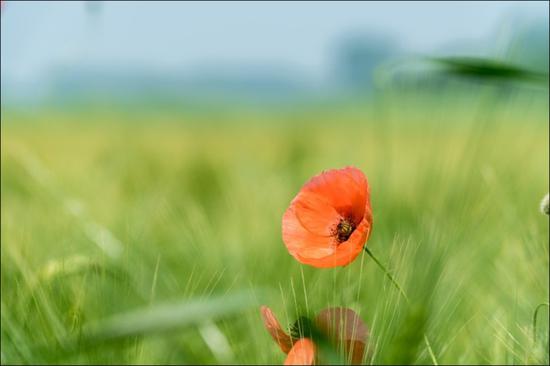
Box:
(541, 193), (549, 215)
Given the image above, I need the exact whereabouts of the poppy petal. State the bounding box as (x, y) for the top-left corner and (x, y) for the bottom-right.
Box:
(298, 245), (336, 259)
(301, 167), (367, 225)
(293, 191), (342, 237)
(315, 308), (369, 343)
(292, 217), (370, 268)
(315, 308), (369, 365)
(260, 306), (293, 354)
(282, 205), (336, 258)
(284, 338), (316, 365)
(342, 166), (371, 220)
(345, 340), (367, 365)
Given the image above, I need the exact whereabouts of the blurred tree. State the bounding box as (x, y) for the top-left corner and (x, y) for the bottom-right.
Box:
(505, 17), (549, 74)
(85, 0), (102, 20)
(332, 33), (399, 92)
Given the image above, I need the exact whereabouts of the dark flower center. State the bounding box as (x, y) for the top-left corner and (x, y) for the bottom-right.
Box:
(289, 316), (314, 339)
(336, 218), (355, 242)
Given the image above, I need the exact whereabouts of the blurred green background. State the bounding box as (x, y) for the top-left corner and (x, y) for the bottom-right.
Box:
(1, 1), (549, 365)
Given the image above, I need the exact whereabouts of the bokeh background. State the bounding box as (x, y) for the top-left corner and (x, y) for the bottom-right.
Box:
(1, 1), (549, 365)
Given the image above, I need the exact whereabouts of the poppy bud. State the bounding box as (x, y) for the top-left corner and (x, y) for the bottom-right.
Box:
(541, 193), (549, 215)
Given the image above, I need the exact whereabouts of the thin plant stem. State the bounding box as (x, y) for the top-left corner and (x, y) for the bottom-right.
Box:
(364, 245), (438, 365)
(533, 302), (549, 342)
(364, 246), (410, 303)
(423, 334), (438, 366)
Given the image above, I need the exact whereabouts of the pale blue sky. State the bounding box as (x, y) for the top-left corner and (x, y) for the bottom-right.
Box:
(1, 1), (548, 89)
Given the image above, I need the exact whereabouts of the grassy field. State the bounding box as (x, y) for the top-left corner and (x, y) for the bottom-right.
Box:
(1, 87), (549, 364)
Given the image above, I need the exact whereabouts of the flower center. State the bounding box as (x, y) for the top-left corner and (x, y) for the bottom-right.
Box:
(336, 218), (355, 242)
(289, 316), (314, 339)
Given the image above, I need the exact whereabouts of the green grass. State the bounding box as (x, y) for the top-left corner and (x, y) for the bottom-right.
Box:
(1, 87), (548, 364)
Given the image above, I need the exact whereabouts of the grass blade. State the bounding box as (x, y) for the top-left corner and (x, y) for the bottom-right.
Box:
(85, 289), (264, 342)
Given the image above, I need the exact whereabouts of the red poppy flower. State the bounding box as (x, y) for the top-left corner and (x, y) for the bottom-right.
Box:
(261, 305), (369, 365)
(284, 338), (316, 366)
(282, 166), (373, 268)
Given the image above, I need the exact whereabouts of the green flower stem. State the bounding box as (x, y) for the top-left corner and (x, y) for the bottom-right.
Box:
(533, 302), (549, 342)
(364, 245), (438, 365)
(364, 246), (410, 303)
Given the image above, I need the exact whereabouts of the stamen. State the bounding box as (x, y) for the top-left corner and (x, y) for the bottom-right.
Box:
(336, 218), (355, 242)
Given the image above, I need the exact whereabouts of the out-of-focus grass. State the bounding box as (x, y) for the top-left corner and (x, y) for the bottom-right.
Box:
(1, 86), (548, 364)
